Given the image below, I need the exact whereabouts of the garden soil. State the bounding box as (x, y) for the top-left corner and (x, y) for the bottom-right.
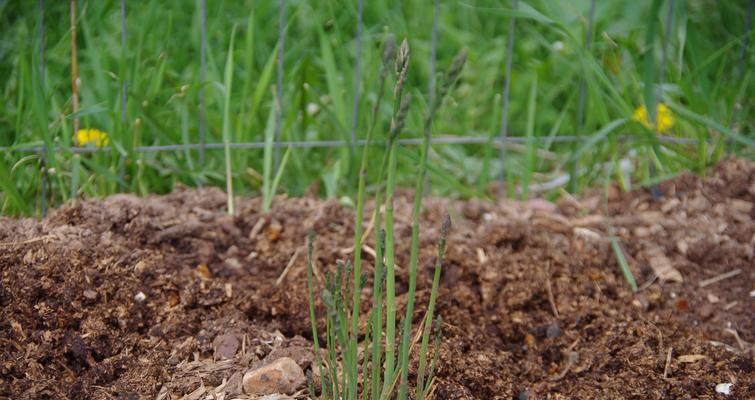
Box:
(1, 158), (753, 399)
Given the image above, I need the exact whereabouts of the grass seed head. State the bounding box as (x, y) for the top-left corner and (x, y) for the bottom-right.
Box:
(438, 50), (467, 102)
(441, 214), (452, 238)
(396, 38), (410, 75)
(394, 39), (411, 98)
(382, 35), (397, 72)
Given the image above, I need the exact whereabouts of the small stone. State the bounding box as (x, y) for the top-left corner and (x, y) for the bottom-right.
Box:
(265, 221), (283, 242)
(715, 383), (733, 396)
(707, 293), (720, 303)
(134, 291), (146, 302)
(676, 239), (688, 255)
(546, 322), (561, 339)
(225, 257), (242, 270)
(213, 333), (240, 359)
(517, 389), (530, 400)
(243, 357), (305, 395)
(632, 296), (649, 311)
(83, 289), (97, 300)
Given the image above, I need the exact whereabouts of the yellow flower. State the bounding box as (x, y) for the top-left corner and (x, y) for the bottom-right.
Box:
(76, 128), (109, 147)
(632, 103), (674, 133)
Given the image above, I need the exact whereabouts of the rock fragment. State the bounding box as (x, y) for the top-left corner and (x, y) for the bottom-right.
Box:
(242, 357), (305, 395)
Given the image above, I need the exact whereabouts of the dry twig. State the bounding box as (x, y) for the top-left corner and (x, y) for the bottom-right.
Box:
(698, 269), (741, 287)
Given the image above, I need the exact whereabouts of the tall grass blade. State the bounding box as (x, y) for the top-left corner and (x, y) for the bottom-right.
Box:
(71, 154), (81, 200)
(611, 237), (638, 292)
(265, 146), (291, 211)
(521, 74), (538, 201)
(222, 26), (237, 215)
(0, 158), (27, 214)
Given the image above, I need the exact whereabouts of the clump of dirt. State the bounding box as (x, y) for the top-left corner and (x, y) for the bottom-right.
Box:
(1, 158), (752, 399)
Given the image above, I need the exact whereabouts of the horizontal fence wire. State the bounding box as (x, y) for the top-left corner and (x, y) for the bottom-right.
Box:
(1, 134), (714, 155)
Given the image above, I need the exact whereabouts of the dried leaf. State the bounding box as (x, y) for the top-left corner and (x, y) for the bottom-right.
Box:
(646, 246), (683, 282)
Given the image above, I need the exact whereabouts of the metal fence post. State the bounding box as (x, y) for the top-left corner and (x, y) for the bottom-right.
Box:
(497, 0), (518, 200)
(119, 0), (127, 191)
(570, 0), (596, 193)
(71, 0), (80, 139)
(39, 0), (47, 217)
(274, 0), (286, 175)
(199, 0), (207, 167)
(422, 0), (439, 195)
(351, 0), (364, 151)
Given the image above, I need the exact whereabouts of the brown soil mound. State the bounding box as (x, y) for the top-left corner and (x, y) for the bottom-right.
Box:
(1, 158), (753, 399)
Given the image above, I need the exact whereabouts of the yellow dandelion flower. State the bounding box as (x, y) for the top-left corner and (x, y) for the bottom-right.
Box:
(632, 103), (674, 134)
(76, 128), (109, 147)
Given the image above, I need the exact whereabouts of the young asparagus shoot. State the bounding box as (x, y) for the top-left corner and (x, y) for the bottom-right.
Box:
(416, 215), (451, 400)
(306, 231), (327, 398)
(382, 39), (412, 395)
(397, 50), (466, 400)
(307, 36), (465, 400)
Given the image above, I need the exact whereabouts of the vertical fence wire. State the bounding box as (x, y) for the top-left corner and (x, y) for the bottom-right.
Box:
(658, 0), (674, 102)
(274, 0), (286, 175)
(199, 0), (207, 167)
(351, 0), (364, 150)
(423, 0), (439, 195)
(569, 0), (596, 193)
(71, 0), (80, 141)
(731, 0), (753, 128)
(39, 0), (45, 86)
(39, 0), (47, 217)
(648, 0), (674, 200)
(428, 0), (439, 111)
(497, 0), (518, 200)
(121, 0), (127, 125)
(119, 0), (127, 190)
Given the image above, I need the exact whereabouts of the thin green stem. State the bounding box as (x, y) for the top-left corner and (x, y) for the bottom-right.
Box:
(382, 137), (399, 389)
(416, 216), (449, 400)
(398, 50), (465, 400)
(306, 232), (327, 398)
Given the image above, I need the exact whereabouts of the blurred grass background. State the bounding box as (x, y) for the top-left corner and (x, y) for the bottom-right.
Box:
(0, 0), (752, 216)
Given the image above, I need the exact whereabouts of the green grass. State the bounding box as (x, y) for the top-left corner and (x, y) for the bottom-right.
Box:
(0, 0), (753, 215)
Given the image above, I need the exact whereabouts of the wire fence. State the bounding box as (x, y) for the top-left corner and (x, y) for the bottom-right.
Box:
(3, 1), (753, 216)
